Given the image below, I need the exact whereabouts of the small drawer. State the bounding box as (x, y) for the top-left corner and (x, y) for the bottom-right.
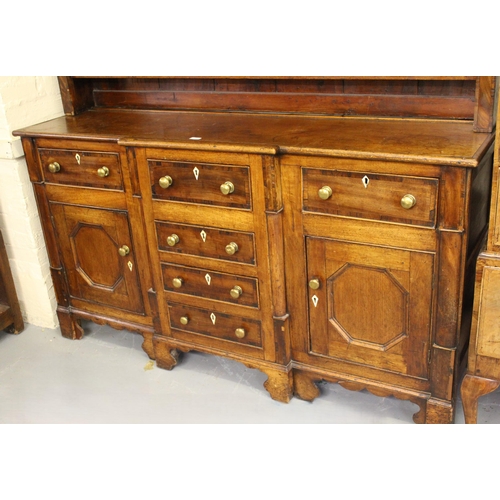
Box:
(169, 303), (262, 347)
(303, 168), (438, 227)
(39, 148), (123, 190)
(162, 263), (259, 308)
(156, 222), (256, 265)
(149, 160), (251, 209)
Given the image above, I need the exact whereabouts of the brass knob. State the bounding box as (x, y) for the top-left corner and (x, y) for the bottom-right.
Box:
(180, 316), (189, 325)
(230, 285), (243, 299)
(308, 278), (320, 290)
(159, 176), (173, 189)
(48, 162), (61, 173)
(118, 245), (130, 257)
(172, 278), (183, 288)
(220, 181), (235, 195)
(401, 194), (417, 210)
(97, 166), (110, 178)
(318, 186), (333, 200)
(235, 328), (246, 339)
(167, 234), (180, 247)
(225, 242), (239, 255)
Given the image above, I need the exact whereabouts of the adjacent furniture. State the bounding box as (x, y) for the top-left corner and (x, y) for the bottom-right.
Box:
(14, 76), (497, 423)
(461, 92), (500, 423)
(0, 229), (24, 334)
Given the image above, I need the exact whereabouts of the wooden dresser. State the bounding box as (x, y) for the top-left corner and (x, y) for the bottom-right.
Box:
(13, 76), (497, 423)
(461, 87), (500, 423)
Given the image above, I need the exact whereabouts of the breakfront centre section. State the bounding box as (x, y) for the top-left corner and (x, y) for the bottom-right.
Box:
(14, 76), (497, 423)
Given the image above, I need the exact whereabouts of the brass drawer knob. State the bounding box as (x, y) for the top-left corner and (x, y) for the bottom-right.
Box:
(167, 234), (180, 247)
(401, 194), (416, 210)
(180, 316), (189, 325)
(225, 242), (239, 255)
(220, 181), (235, 195)
(318, 186), (333, 200)
(308, 278), (320, 290)
(118, 245), (130, 257)
(235, 327), (246, 339)
(97, 166), (110, 178)
(159, 176), (173, 189)
(48, 162), (61, 173)
(230, 285), (243, 299)
(172, 278), (183, 288)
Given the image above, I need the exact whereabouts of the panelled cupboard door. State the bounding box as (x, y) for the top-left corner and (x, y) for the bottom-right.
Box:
(50, 203), (145, 314)
(306, 237), (434, 378)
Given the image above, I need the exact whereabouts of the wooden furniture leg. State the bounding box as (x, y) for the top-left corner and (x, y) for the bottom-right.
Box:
(0, 229), (24, 334)
(461, 373), (500, 423)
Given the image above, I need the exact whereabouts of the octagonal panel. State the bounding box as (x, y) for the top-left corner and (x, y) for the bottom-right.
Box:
(328, 264), (408, 350)
(70, 223), (122, 289)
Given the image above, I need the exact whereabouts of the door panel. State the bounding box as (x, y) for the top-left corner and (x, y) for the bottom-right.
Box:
(51, 203), (144, 314)
(306, 237), (433, 378)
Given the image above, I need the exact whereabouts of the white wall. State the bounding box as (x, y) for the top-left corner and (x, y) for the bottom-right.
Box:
(0, 76), (65, 328)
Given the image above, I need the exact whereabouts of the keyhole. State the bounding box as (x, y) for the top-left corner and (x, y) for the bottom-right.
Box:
(362, 175), (370, 188)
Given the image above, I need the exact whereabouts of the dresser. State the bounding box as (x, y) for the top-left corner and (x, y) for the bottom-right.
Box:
(461, 88), (500, 423)
(14, 76), (497, 422)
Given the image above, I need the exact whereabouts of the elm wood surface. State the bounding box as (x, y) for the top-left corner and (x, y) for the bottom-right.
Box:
(461, 92), (500, 422)
(0, 230), (24, 334)
(13, 78), (496, 421)
(58, 77), (496, 131)
(16, 108), (492, 166)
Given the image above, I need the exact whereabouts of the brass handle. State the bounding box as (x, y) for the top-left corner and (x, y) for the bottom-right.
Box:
(97, 166), (110, 178)
(118, 245), (130, 257)
(230, 285), (243, 299)
(235, 328), (246, 339)
(167, 234), (180, 247)
(318, 186), (333, 200)
(308, 278), (320, 290)
(48, 162), (61, 173)
(401, 194), (416, 210)
(172, 278), (183, 288)
(220, 181), (235, 195)
(180, 316), (189, 325)
(225, 242), (239, 255)
(159, 176), (173, 189)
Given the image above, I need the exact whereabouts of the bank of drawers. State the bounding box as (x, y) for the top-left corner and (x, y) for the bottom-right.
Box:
(150, 155), (262, 349)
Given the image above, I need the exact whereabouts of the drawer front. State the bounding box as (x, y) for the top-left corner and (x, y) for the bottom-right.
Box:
(156, 221), (256, 265)
(149, 160), (251, 209)
(39, 148), (123, 190)
(169, 303), (262, 347)
(162, 263), (259, 308)
(303, 168), (438, 227)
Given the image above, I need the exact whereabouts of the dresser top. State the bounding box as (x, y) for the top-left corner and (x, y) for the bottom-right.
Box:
(14, 108), (494, 167)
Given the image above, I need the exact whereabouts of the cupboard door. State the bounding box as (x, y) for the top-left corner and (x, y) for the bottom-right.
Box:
(51, 204), (144, 314)
(306, 237), (434, 378)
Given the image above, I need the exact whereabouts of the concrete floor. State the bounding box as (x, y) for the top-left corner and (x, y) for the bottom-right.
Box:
(1, 321), (499, 424)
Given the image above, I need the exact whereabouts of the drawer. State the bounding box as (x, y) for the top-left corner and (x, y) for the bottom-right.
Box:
(168, 302), (262, 347)
(39, 148), (123, 190)
(149, 160), (251, 209)
(303, 168), (438, 227)
(156, 222), (256, 265)
(162, 263), (259, 308)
